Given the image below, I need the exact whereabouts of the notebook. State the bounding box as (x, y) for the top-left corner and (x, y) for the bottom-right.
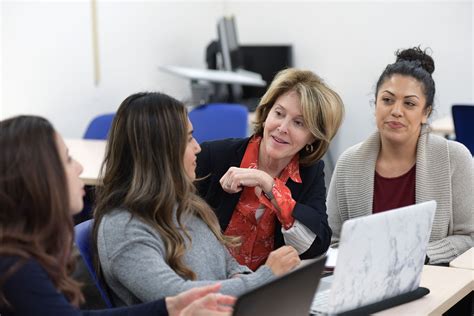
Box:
(311, 200), (436, 315)
(233, 255), (326, 316)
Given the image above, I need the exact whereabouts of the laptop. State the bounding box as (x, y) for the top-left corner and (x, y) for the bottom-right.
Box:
(311, 200), (436, 315)
(233, 255), (326, 316)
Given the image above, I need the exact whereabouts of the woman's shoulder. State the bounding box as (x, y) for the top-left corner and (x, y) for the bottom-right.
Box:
(447, 140), (473, 170)
(337, 138), (374, 166)
(447, 139), (472, 159)
(201, 137), (250, 155)
(99, 209), (159, 241)
(0, 256), (78, 315)
(425, 133), (472, 162)
(0, 255), (19, 271)
(97, 209), (167, 261)
(0, 256), (21, 279)
(100, 208), (133, 231)
(0, 255), (33, 269)
(202, 137), (248, 148)
(339, 142), (363, 160)
(0, 256), (46, 283)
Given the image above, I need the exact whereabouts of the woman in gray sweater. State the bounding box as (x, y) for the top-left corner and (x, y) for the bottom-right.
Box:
(92, 92), (300, 306)
(327, 47), (473, 265)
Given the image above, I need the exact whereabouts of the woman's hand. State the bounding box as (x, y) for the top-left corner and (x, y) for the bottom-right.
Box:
(219, 167), (274, 194)
(166, 283), (235, 316)
(264, 245), (300, 276)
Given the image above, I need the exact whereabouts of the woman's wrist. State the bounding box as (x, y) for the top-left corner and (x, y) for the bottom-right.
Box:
(261, 173), (275, 198)
(263, 182), (276, 200)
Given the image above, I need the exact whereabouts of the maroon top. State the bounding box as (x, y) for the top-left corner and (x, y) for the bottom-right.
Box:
(373, 164), (416, 213)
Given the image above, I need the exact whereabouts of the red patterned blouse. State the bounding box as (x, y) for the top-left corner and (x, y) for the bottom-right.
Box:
(224, 136), (301, 270)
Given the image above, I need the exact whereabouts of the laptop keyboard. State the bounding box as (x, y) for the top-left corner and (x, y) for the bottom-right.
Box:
(310, 289), (330, 314)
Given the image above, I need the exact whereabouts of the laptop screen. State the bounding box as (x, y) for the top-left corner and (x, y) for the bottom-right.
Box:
(316, 200), (436, 314)
(233, 256), (326, 316)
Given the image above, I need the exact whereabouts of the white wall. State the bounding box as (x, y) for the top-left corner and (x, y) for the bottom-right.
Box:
(2, 0), (473, 160)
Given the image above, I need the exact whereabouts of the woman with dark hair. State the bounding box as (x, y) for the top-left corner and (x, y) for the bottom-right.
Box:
(196, 68), (345, 270)
(0, 115), (235, 315)
(327, 47), (473, 264)
(93, 92), (299, 306)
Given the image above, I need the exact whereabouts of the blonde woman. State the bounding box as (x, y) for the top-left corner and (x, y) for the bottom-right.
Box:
(196, 68), (345, 270)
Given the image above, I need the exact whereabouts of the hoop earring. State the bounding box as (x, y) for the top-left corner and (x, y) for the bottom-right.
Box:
(305, 144), (314, 153)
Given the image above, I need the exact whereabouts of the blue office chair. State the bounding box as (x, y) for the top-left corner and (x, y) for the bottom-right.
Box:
(189, 103), (248, 144)
(74, 219), (113, 308)
(79, 114), (115, 222)
(83, 113), (115, 140)
(452, 104), (474, 155)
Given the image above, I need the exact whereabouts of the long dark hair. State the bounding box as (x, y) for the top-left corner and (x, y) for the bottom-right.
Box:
(93, 92), (232, 280)
(0, 116), (83, 307)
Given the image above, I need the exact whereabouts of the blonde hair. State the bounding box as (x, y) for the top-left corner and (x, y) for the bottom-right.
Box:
(254, 68), (345, 166)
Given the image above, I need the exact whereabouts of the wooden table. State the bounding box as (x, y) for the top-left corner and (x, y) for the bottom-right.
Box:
(65, 138), (106, 185)
(376, 265), (474, 315)
(450, 247), (474, 270)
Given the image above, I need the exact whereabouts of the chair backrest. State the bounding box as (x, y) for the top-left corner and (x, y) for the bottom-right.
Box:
(83, 114), (115, 140)
(74, 219), (113, 307)
(189, 103), (248, 144)
(452, 104), (474, 155)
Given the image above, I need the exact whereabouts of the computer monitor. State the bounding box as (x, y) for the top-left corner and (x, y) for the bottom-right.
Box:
(217, 16), (241, 71)
(216, 16), (243, 101)
(240, 45), (293, 102)
(206, 17), (292, 110)
(205, 16), (245, 102)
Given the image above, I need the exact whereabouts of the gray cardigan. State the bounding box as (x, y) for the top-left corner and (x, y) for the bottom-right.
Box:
(327, 128), (473, 264)
(97, 209), (275, 306)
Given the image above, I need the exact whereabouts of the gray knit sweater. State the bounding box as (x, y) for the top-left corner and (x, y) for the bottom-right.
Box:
(327, 128), (473, 264)
(97, 209), (275, 306)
